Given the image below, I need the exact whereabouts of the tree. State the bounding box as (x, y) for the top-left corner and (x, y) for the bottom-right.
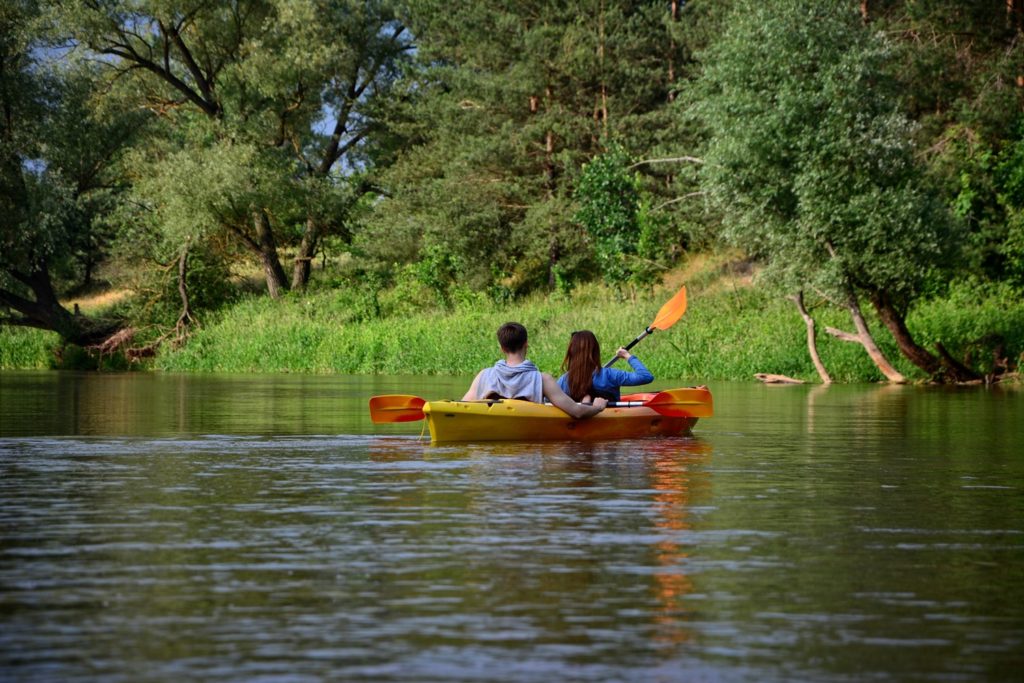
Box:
(362, 1), (692, 295)
(574, 146), (640, 288)
(872, 1), (1024, 289)
(696, 0), (977, 382)
(573, 145), (668, 292)
(1, 2), (143, 344)
(53, 0), (410, 297)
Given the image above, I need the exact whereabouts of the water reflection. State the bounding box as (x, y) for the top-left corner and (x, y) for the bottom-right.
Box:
(0, 371), (469, 437)
(409, 438), (714, 656)
(1, 373), (1023, 682)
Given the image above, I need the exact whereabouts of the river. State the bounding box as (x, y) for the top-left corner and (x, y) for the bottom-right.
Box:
(1, 371), (1022, 682)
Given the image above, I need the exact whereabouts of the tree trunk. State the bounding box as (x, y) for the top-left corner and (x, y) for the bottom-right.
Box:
(0, 262), (120, 345)
(543, 90), (556, 191)
(253, 210), (289, 299)
(869, 289), (981, 383)
(541, 86), (559, 286)
(847, 294), (905, 383)
(291, 216), (318, 290)
(597, 0), (608, 131)
(826, 292), (906, 383)
(869, 290), (940, 374)
(935, 342), (983, 382)
(177, 241), (195, 328)
(548, 239), (560, 289)
(790, 290), (831, 384)
(667, 1), (679, 102)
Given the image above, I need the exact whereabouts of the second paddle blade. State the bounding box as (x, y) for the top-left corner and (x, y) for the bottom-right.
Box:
(368, 394), (427, 423)
(644, 387), (714, 418)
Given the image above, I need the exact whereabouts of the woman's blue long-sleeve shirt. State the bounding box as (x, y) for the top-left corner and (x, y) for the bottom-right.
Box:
(557, 355), (654, 401)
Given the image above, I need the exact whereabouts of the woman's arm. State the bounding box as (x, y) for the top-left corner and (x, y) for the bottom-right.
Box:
(611, 350), (654, 386)
(542, 374), (607, 418)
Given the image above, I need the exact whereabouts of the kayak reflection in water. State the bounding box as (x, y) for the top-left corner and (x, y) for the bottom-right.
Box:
(462, 321), (607, 419)
(558, 330), (654, 402)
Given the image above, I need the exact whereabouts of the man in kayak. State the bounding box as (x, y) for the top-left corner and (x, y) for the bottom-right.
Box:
(462, 322), (608, 419)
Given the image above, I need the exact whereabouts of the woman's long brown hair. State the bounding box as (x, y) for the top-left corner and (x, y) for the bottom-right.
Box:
(561, 331), (602, 401)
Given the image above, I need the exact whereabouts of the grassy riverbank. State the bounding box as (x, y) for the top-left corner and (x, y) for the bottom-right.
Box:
(3, 262), (1023, 383)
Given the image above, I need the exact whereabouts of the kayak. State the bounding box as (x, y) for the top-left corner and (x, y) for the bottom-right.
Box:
(420, 388), (712, 443)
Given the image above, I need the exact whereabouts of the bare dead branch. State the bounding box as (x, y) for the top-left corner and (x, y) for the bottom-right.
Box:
(825, 326), (862, 343)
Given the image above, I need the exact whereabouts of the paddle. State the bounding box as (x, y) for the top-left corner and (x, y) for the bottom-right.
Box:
(613, 387), (713, 418)
(368, 394), (426, 423)
(605, 284), (687, 368)
(368, 387), (711, 423)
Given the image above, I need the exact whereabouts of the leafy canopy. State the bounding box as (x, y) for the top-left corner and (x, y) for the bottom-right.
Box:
(695, 0), (958, 303)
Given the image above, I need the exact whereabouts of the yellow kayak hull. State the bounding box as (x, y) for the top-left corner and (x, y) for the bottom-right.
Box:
(422, 389), (711, 443)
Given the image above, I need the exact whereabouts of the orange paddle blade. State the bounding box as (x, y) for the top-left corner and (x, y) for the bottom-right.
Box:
(369, 395), (426, 423)
(650, 285), (687, 331)
(642, 387), (713, 418)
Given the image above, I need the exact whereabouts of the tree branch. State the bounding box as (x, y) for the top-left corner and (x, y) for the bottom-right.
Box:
(164, 18), (216, 106)
(335, 128), (368, 160)
(824, 326), (861, 343)
(0, 286), (38, 314)
(96, 44), (219, 118)
(0, 316), (40, 328)
(317, 23), (407, 176)
(628, 156), (704, 169)
(225, 222), (261, 254)
(652, 191), (705, 212)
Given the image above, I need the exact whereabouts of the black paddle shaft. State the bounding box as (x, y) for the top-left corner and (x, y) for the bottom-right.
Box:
(603, 327), (653, 368)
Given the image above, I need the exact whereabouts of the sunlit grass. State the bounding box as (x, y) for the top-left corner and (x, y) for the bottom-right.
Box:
(155, 268), (928, 383)
(62, 288), (129, 315)
(4, 257), (1022, 383)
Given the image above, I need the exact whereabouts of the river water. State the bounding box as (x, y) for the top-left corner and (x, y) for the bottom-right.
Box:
(0, 371), (1022, 682)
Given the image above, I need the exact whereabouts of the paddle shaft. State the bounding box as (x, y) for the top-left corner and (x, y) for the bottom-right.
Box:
(603, 327), (652, 368)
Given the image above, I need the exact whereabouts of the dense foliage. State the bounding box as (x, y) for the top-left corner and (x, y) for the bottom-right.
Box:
(2, 0), (1022, 381)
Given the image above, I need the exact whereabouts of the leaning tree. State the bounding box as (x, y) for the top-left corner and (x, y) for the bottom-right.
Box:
(1, 2), (144, 345)
(695, 0), (978, 382)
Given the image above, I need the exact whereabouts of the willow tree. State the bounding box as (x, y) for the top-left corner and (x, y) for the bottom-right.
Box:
(53, 0), (410, 297)
(696, 0), (977, 382)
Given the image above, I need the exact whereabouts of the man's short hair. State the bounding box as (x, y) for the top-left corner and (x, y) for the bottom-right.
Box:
(497, 322), (528, 353)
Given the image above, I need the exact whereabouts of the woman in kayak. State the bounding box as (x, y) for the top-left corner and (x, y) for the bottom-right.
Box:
(558, 330), (654, 402)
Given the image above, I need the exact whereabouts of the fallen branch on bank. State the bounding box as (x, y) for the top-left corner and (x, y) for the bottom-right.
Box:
(755, 373), (805, 384)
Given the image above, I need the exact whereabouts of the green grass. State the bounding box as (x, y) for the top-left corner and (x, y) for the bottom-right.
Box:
(0, 327), (57, 370)
(4, 266), (1022, 383)
(907, 280), (1024, 376)
(154, 279), (986, 383)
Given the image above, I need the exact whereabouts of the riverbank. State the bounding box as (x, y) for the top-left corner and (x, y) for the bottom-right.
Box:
(3, 263), (1022, 382)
